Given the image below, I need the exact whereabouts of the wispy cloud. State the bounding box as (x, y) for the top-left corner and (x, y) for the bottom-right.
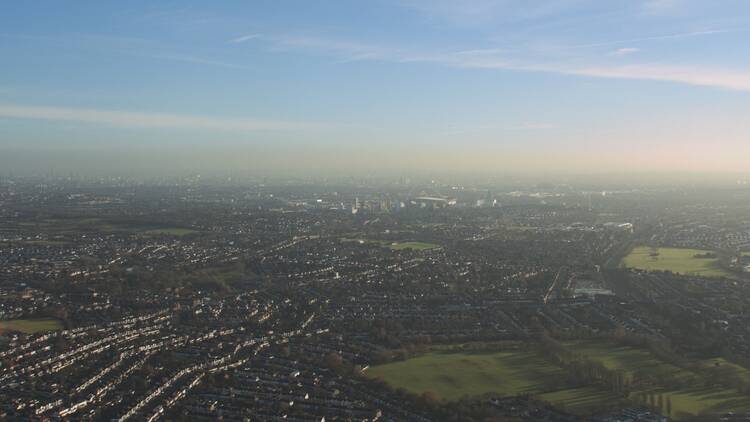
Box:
(446, 57), (750, 92)
(0, 104), (324, 132)
(610, 47), (640, 56)
(567, 28), (750, 50)
(247, 33), (750, 92)
(230, 33), (262, 43)
(562, 64), (750, 92)
(0, 32), (249, 70)
(261, 35), (397, 61)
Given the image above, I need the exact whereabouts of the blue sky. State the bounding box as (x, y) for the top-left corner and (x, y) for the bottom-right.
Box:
(2, 0), (750, 174)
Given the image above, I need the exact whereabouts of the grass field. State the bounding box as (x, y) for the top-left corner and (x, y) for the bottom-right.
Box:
(368, 348), (619, 414)
(368, 349), (565, 400)
(622, 246), (732, 278)
(539, 387), (622, 414)
(701, 357), (750, 382)
(568, 340), (750, 418)
(655, 387), (750, 418)
(0, 318), (63, 334)
(341, 238), (440, 251)
(566, 340), (688, 382)
(369, 341), (750, 419)
(141, 227), (198, 236)
(387, 241), (440, 250)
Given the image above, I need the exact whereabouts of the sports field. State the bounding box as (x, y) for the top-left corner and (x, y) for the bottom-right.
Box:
(141, 227), (198, 236)
(387, 241), (440, 250)
(621, 246), (732, 278)
(368, 349), (565, 400)
(0, 318), (63, 334)
(567, 340), (750, 418)
(368, 349), (618, 414)
(539, 387), (621, 414)
(566, 340), (687, 381)
(369, 341), (750, 419)
(341, 238), (440, 251)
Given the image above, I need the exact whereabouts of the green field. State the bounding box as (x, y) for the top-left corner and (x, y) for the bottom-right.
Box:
(622, 246), (732, 278)
(368, 349), (565, 400)
(368, 348), (617, 414)
(702, 357), (750, 382)
(0, 318), (63, 334)
(387, 241), (440, 250)
(566, 340), (687, 381)
(539, 387), (622, 414)
(141, 227), (198, 236)
(369, 341), (750, 419)
(567, 340), (750, 418)
(341, 238), (440, 251)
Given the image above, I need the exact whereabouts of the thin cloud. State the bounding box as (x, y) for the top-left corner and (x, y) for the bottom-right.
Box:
(230, 33), (262, 43)
(267, 35), (396, 61)
(610, 47), (640, 56)
(0, 104), (325, 132)
(0, 32), (249, 70)
(562, 64), (750, 92)
(251, 33), (750, 92)
(567, 28), (750, 50)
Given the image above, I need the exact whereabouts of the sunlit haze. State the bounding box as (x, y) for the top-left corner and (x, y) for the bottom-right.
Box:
(2, 1), (750, 176)
(6, 4), (750, 420)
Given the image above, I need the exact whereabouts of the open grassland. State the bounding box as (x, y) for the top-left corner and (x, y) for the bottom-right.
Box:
(387, 241), (440, 250)
(368, 349), (565, 400)
(341, 238), (440, 251)
(369, 341), (750, 419)
(368, 348), (618, 414)
(653, 387), (750, 419)
(701, 357), (750, 382)
(566, 340), (688, 382)
(622, 246), (732, 278)
(0, 318), (63, 334)
(568, 340), (750, 419)
(539, 387), (621, 414)
(141, 227), (198, 236)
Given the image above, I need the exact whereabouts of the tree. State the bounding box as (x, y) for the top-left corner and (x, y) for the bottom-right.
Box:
(421, 391), (439, 405)
(657, 394), (663, 413)
(325, 352), (343, 370)
(666, 395), (672, 417)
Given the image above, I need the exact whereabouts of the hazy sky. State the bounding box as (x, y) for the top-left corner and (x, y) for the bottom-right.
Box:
(1, 0), (750, 175)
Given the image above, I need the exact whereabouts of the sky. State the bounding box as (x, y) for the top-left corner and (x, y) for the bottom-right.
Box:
(1, 0), (750, 176)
